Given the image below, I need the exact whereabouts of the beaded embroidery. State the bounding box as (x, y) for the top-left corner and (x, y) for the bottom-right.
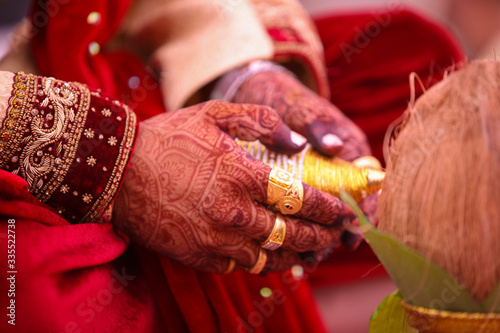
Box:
(0, 72), (137, 224)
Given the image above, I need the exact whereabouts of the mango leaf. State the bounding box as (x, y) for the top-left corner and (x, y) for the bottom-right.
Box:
(482, 284), (500, 312)
(340, 190), (484, 313)
(369, 291), (418, 333)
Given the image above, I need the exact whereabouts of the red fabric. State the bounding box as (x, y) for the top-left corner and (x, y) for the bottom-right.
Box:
(308, 9), (465, 287)
(30, 0), (165, 120)
(0, 170), (163, 332)
(315, 9), (464, 163)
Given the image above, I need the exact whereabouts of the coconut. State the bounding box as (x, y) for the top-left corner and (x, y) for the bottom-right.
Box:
(378, 59), (500, 301)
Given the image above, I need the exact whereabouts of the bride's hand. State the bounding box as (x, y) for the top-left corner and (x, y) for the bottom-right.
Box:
(112, 101), (355, 274)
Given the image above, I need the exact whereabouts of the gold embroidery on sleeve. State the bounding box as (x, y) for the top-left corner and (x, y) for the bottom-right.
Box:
(0, 73), (90, 201)
(1, 72), (137, 224)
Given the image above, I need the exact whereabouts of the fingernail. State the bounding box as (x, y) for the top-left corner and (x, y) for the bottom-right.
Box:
(321, 133), (343, 148)
(290, 131), (307, 147)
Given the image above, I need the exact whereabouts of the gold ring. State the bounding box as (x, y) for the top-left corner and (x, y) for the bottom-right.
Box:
(261, 213), (286, 251)
(275, 178), (303, 214)
(246, 248), (267, 274)
(267, 167), (294, 204)
(223, 258), (236, 275)
(267, 167), (303, 215)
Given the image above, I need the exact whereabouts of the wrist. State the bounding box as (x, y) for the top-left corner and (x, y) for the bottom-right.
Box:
(210, 60), (294, 102)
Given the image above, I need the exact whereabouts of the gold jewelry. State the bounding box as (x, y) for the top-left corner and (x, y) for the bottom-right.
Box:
(267, 167), (294, 204)
(261, 213), (286, 251)
(246, 248), (267, 274)
(267, 167), (304, 215)
(276, 178), (303, 214)
(239, 141), (384, 203)
(223, 258), (236, 275)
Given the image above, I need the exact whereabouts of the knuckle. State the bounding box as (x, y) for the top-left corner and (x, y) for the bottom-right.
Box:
(283, 221), (299, 250)
(198, 233), (223, 250)
(301, 188), (342, 225)
(318, 228), (340, 250)
(314, 231), (330, 250)
(201, 185), (253, 229)
(223, 207), (249, 228)
(257, 213), (274, 241)
(310, 227), (329, 250)
(300, 186), (318, 213)
(204, 204), (250, 229)
(290, 223), (319, 252)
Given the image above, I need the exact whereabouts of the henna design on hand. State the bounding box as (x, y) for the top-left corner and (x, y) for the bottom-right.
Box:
(113, 101), (353, 273)
(232, 71), (371, 161)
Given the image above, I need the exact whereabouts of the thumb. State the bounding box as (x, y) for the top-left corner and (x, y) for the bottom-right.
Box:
(205, 100), (307, 154)
(306, 119), (345, 156)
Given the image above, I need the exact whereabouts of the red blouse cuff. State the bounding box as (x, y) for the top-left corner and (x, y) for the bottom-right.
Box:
(0, 72), (137, 223)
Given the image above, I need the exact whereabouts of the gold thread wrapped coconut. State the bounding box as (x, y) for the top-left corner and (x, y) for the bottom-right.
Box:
(237, 140), (384, 201)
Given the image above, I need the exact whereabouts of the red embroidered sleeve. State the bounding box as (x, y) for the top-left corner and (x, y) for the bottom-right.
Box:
(250, 0), (330, 99)
(0, 72), (137, 224)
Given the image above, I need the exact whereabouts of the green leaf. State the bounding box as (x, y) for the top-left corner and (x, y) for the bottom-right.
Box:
(340, 190), (484, 313)
(369, 291), (418, 333)
(482, 284), (500, 312)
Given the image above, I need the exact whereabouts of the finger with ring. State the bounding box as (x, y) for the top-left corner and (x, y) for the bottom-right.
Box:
(223, 258), (237, 274)
(267, 167), (303, 214)
(246, 248), (268, 274)
(261, 213), (286, 251)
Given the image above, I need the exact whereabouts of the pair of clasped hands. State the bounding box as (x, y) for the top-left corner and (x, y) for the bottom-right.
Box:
(113, 68), (375, 274)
